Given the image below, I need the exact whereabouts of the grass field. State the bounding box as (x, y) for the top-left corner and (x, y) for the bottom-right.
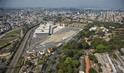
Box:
(0, 28), (21, 47)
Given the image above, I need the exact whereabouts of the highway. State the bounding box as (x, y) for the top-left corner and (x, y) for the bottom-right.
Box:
(5, 26), (37, 73)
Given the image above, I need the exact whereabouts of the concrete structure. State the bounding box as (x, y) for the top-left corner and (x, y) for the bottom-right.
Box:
(33, 22), (65, 38)
(0, 13), (12, 34)
(95, 53), (117, 73)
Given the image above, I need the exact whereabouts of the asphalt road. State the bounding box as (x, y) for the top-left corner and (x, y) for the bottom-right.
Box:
(5, 27), (37, 73)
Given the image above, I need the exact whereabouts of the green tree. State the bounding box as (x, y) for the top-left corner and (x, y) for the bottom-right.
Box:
(72, 60), (79, 67)
(82, 39), (90, 49)
(89, 54), (98, 63)
(91, 38), (106, 48)
(66, 65), (73, 73)
(95, 44), (109, 52)
(58, 69), (64, 73)
(89, 68), (97, 73)
(64, 57), (72, 65)
(96, 44), (106, 49)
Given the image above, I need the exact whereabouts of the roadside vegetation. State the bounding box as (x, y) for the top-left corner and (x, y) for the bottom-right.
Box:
(56, 39), (84, 73)
(80, 21), (124, 53)
(55, 21), (124, 73)
(0, 28), (21, 47)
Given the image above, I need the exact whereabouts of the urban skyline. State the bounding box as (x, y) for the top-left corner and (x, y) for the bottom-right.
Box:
(0, 0), (124, 9)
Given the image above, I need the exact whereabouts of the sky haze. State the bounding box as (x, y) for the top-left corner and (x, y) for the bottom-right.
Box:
(0, 0), (124, 9)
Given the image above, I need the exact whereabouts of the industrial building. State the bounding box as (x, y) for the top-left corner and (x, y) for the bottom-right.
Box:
(33, 21), (65, 38)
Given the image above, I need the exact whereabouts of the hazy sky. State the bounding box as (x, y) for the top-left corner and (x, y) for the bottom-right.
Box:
(0, 0), (124, 9)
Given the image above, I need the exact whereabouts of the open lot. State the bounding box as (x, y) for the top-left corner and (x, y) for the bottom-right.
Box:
(28, 27), (82, 51)
(0, 28), (21, 47)
(40, 28), (81, 49)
